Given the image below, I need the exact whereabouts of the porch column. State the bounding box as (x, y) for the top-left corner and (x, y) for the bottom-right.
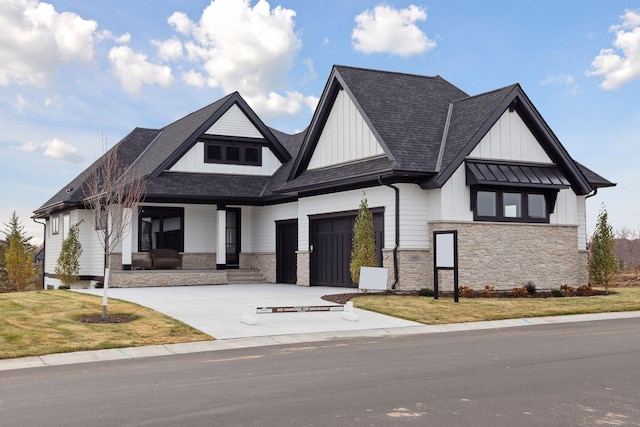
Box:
(121, 207), (132, 270)
(216, 207), (226, 269)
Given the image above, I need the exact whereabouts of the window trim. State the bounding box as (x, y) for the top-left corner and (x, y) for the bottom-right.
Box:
(204, 140), (262, 166)
(138, 206), (185, 252)
(51, 215), (60, 235)
(471, 186), (556, 224)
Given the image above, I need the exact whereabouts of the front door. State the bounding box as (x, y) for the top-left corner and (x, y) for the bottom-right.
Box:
(276, 220), (298, 284)
(226, 208), (241, 269)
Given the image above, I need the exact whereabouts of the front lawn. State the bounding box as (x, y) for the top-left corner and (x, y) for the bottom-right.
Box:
(352, 287), (640, 325)
(0, 290), (211, 360)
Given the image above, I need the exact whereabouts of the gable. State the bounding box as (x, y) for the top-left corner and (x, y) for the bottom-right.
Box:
(307, 89), (385, 170)
(469, 109), (552, 163)
(205, 104), (263, 139)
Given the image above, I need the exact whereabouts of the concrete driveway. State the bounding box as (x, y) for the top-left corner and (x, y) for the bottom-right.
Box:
(76, 284), (421, 339)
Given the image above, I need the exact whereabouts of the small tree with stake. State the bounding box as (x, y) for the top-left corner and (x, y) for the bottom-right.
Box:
(84, 141), (145, 318)
(589, 204), (618, 294)
(55, 221), (83, 288)
(350, 192), (378, 285)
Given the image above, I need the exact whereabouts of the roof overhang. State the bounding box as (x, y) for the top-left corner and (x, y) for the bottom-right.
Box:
(465, 159), (571, 190)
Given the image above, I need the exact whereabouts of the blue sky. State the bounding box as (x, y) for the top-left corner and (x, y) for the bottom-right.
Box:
(1, 0), (639, 243)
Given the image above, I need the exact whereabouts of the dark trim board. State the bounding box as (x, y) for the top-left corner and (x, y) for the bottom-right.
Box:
(44, 273), (103, 281)
(276, 219), (298, 284)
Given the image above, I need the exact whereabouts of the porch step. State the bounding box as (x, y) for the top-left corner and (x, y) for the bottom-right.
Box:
(227, 269), (267, 284)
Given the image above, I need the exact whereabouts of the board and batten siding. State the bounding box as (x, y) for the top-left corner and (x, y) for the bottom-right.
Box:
(76, 209), (106, 276)
(307, 90), (385, 170)
(469, 109), (552, 163)
(169, 143), (281, 176)
(205, 104), (262, 138)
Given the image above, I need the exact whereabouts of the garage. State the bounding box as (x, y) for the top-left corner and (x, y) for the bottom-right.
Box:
(309, 210), (384, 287)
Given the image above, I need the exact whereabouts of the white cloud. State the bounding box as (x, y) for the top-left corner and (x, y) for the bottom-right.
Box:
(323, 37), (329, 46)
(302, 57), (317, 83)
(13, 94), (28, 113)
(108, 45), (174, 95)
(352, 4), (436, 57)
(152, 37), (183, 61)
(0, 0), (98, 86)
(168, 0), (304, 117)
(181, 69), (206, 87)
(42, 138), (84, 163)
(114, 32), (131, 44)
(588, 9), (640, 89)
(13, 138), (84, 163)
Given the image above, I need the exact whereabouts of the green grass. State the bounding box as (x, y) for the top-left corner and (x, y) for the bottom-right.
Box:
(353, 287), (640, 325)
(0, 290), (211, 360)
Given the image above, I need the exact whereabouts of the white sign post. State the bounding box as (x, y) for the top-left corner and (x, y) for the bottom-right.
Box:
(433, 231), (459, 302)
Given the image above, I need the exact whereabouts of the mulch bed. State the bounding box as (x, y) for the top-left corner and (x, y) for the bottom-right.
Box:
(322, 289), (612, 304)
(77, 315), (138, 324)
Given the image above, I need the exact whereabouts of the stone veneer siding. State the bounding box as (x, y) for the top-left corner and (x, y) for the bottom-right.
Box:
(240, 253), (276, 283)
(430, 221), (586, 291)
(382, 249), (432, 292)
(110, 270), (226, 287)
(109, 252), (217, 270)
(296, 251), (310, 286)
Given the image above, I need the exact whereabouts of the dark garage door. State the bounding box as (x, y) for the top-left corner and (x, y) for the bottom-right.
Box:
(309, 211), (383, 287)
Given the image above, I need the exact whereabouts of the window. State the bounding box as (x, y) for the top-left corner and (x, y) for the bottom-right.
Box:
(204, 141), (262, 166)
(138, 207), (184, 252)
(51, 215), (59, 235)
(472, 188), (552, 223)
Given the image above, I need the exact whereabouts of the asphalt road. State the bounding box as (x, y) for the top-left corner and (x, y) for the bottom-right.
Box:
(1, 318), (639, 426)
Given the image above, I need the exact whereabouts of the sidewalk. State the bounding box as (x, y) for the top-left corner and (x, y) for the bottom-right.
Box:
(3, 310), (640, 371)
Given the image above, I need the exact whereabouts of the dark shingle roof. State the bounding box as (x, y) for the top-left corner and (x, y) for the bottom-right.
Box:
(575, 162), (616, 189)
(334, 66), (469, 172)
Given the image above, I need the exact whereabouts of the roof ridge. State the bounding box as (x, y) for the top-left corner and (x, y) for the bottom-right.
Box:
(454, 83), (519, 103)
(160, 92), (236, 131)
(334, 64), (441, 80)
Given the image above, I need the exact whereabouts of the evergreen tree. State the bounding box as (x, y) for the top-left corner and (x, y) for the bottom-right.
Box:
(589, 204), (618, 294)
(55, 221), (83, 287)
(3, 212), (35, 291)
(350, 193), (378, 284)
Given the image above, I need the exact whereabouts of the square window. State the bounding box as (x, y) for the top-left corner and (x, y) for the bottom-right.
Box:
(503, 192), (522, 218)
(206, 144), (222, 162)
(528, 194), (547, 219)
(477, 191), (496, 217)
(226, 146), (241, 162)
(244, 146), (260, 164)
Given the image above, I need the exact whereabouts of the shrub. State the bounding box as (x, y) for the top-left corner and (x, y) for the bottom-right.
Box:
(551, 289), (565, 297)
(480, 285), (495, 298)
(525, 281), (536, 296)
(511, 287), (529, 298)
(418, 288), (434, 297)
(458, 286), (474, 298)
(576, 285), (596, 296)
(560, 285), (574, 296)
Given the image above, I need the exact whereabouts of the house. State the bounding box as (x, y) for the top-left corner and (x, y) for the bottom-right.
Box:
(33, 65), (614, 291)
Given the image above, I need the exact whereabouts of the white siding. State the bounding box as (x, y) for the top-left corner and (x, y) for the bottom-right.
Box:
(439, 165), (473, 222)
(205, 104), (262, 138)
(246, 202), (298, 252)
(577, 196), (587, 250)
(550, 189), (578, 226)
(470, 110), (552, 163)
(76, 209), (105, 276)
(397, 184), (432, 249)
(307, 90), (385, 169)
(170, 143), (281, 175)
(298, 186), (396, 251)
(44, 214), (63, 276)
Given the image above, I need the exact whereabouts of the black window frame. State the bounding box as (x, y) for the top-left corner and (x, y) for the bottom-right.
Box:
(204, 140), (262, 166)
(138, 207), (185, 252)
(471, 187), (555, 224)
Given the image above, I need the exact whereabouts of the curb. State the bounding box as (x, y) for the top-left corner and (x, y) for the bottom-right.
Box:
(2, 310), (640, 371)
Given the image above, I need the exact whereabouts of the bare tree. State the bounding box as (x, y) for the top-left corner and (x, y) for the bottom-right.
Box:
(84, 141), (145, 318)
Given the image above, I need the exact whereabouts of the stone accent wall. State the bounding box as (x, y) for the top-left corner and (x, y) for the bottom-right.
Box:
(383, 249), (432, 292)
(181, 253), (216, 270)
(240, 253), (276, 282)
(110, 270), (226, 287)
(296, 251), (310, 286)
(430, 221), (586, 291)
